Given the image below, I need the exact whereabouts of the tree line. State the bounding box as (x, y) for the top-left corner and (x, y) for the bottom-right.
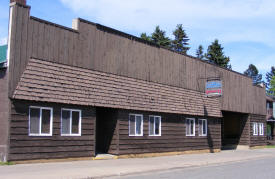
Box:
(140, 25), (275, 96)
(141, 25), (231, 69)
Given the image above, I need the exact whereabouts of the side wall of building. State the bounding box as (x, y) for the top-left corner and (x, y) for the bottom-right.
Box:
(0, 69), (10, 161)
(249, 114), (266, 147)
(8, 100), (96, 161)
(117, 110), (221, 155)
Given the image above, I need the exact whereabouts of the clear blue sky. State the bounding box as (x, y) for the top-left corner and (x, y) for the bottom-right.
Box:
(0, 0), (274, 80)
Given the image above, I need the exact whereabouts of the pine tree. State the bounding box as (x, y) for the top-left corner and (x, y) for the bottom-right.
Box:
(140, 33), (151, 42)
(151, 26), (171, 48)
(196, 45), (204, 59)
(269, 76), (275, 96)
(244, 64), (262, 85)
(205, 39), (231, 69)
(266, 66), (275, 91)
(171, 24), (190, 54)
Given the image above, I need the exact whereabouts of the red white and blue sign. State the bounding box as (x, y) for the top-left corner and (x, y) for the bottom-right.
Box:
(206, 80), (222, 97)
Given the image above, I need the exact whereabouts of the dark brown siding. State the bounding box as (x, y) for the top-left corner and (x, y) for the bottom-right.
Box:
(249, 114), (266, 147)
(117, 110), (221, 155)
(239, 115), (250, 145)
(0, 69), (10, 161)
(8, 100), (95, 161)
(8, 4), (266, 116)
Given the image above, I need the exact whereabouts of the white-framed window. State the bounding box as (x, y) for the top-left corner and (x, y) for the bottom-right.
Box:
(129, 114), (143, 136)
(61, 109), (82, 136)
(259, 123), (264, 136)
(29, 106), (53, 136)
(149, 115), (161, 136)
(199, 119), (207, 136)
(186, 118), (195, 136)
(253, 123), (258, 136)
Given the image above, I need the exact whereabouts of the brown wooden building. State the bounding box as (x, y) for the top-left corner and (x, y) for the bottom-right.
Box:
(0, 0), (267, 162)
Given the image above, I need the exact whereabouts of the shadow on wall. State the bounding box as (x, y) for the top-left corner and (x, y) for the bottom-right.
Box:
(204, 105), (214, 153)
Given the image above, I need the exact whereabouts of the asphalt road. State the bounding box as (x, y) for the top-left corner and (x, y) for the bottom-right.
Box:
(110, 155), (275, 179)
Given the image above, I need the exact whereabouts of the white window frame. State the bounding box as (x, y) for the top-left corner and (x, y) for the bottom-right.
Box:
(253, 123), (258, 136)
(149, 115), (161, 136)
(199, 119), (207, 136)
(186, 118), (196, 136)
(61, 108), (82, 136)
(259, 123), (264, 136)
(129, 114), (143, 136)
(29, 106), (53, 136)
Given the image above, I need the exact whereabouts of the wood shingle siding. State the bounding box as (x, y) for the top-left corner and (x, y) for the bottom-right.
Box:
(13, 58), (222, 118)
(8, 100), (96, 161)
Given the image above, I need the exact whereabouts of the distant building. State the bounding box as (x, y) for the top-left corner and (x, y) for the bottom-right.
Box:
(266, 96), (275, 140)
(0, 45), (7, 68)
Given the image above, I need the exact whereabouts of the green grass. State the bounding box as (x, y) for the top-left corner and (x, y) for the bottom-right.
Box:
(0, 161), (14, 166)
(266, 145), (275, 148)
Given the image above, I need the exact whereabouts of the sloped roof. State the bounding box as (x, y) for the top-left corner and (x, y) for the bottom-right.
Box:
(0, 45), (7, 64)
(13, 58), (222, 117)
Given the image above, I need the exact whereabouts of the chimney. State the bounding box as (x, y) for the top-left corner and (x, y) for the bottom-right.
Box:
(10, 0), (26, 6)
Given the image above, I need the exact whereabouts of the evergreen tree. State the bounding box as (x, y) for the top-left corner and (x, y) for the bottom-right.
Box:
(244, 64), (262, 85)
(266, 66), (275, 90)
(205, 39), (231, 69)
(140, 33), (151, 42)
(171, 24), (190, 54)
(196, 45), (204, 59)
(151, 26), (171, 48)
(269, 76), (275, 96)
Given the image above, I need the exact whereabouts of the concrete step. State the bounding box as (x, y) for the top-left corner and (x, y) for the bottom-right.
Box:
(93, 154), (118, 160)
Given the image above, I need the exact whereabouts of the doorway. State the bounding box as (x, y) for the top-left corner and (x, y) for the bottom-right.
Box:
(96, 107), (118, 154)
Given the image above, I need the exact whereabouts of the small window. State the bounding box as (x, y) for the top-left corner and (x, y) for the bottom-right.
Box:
(149, 116), (161, 136)
(253, 123), (258, 136)
(186, 118), (195, 136)
(61, 109), (81, 136)
(259, 123), (264, 136)
(29, 106), (53, 136)
(199, 119), (207, 136)
(129, 114), (143, 136)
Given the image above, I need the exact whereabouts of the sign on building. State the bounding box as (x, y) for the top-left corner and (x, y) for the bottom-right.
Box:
(206, 80), (222, 97)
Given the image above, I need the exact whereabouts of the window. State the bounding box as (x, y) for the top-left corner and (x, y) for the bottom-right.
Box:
(29, 106), (53, 136)
(253, 123), (258, 136)
(61, 109), (81, 136)
(199, 119), (207, 136)
(129, 114), (143, 136)
(259, 123), (264, 136)
(186, 118), (195, 136)
(149, 116), (161, 136)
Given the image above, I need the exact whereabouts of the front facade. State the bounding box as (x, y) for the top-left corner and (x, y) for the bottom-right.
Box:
(266, 96), (275, 141)
(0, 1), (267, 162)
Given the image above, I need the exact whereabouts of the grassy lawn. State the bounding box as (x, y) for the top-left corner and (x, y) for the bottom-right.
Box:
(0, 161), (14, 166)
(266, 145), (275, 148)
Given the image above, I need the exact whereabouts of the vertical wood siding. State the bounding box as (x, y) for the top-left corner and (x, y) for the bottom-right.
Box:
(8, 100), (95, 161)
(9, 5), (266, 116)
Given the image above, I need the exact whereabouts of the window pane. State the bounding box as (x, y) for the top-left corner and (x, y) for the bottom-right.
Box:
(62, 110), (70, 134)
(72, 111), (80, 134)
(203, 120), (207, 135)
(155, 117), (160, 135)
(136, 116), (142, 135)
(41, 109), (51, 134)
(198, 120), (202, 136)
(186, 119), (190, 135)
(190, 120), (194, 135)
(30, 108), (40, 134)
(129, 115), (135, 135)
(149, 117), (154, 135)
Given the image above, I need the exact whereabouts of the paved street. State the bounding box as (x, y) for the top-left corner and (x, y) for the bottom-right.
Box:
(0, 148), (275, 179)
(110, 154), (275, 179)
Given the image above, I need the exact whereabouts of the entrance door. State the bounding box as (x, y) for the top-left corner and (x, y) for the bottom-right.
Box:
(96, 107), (118, 154)
(221, 111), (248, 149)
